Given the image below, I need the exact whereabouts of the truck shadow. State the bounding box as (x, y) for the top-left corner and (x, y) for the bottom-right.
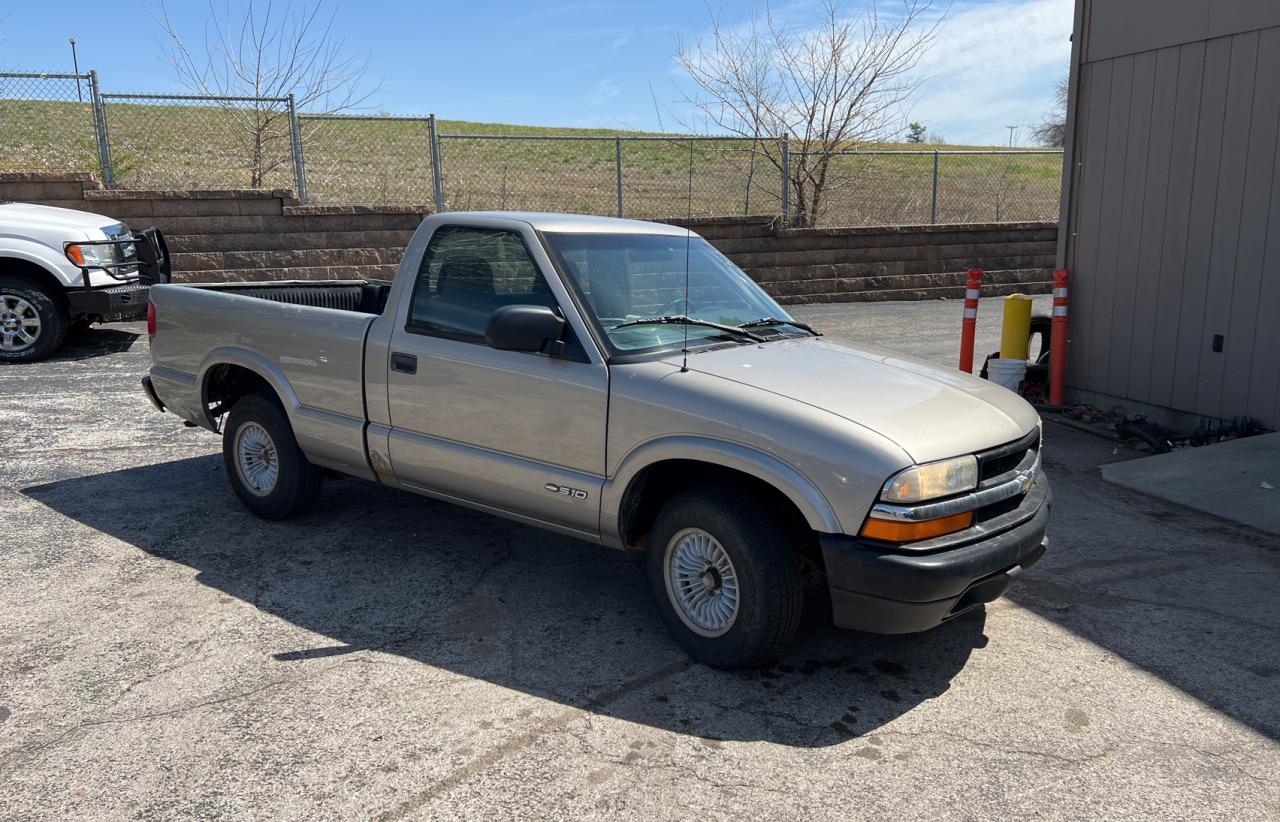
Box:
(56, 327), (143, 361)
(23, 454), (988, 748)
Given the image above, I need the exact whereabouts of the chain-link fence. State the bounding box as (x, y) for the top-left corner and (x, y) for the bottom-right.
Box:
(100, 93), (299, 191)
(816, 149), (1063, 226)
(0, 72), (105, 177)
(2, 69), (1063, 227)
(299, 114), (435, 205)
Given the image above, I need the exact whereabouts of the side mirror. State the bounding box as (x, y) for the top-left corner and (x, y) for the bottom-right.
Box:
(484, 305), (566, 353)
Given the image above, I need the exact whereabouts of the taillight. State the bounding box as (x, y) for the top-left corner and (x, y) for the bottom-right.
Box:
(147, 301), (157, 337)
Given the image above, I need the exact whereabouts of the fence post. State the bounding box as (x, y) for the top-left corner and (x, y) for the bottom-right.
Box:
(88, 71), (114, 189)
(428, 113), (446, 212)
(930, 150), (939, 224)
(287, 94), (308, 203)
(615, 136), (623, 218)
(780, 133), (790, 225)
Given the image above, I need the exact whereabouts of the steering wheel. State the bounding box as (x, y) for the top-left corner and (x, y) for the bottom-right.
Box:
(660, 296), (698, 316)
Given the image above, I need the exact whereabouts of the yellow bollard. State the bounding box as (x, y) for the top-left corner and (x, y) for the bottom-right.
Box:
(1000, 294), (1033, 360)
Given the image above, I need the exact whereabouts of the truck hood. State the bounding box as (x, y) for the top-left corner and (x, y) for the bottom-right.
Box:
(0, 202), (119, 238)
(669, 337), (1040, 464)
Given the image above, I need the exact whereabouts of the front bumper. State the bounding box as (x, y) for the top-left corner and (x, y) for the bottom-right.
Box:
(66, 280), (150, 321)
(821, 476), (1051, 634)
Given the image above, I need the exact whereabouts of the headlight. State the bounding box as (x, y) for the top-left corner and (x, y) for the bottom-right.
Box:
(881, 455), (978, 503)
(65, 242), (117, 268)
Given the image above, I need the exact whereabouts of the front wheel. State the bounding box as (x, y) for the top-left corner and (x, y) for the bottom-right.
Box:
(0, 276), (67, 363)
(222, 393), (323, 519)
(647, 488), (802, 669)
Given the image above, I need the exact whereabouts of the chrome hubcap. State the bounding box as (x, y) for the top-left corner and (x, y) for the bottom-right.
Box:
(0, 295), (41, 353)
(234, 422), (279, 496)
(664, 527), (740, 637)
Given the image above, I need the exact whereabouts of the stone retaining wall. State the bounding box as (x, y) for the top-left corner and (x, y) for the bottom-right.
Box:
(1, 172), (1055, 303)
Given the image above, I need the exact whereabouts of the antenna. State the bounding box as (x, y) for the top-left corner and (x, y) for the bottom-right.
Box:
(680, 229), (691, 373)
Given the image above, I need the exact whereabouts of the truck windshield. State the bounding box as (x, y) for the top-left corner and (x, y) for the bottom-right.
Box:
(542, 232), (806, 355)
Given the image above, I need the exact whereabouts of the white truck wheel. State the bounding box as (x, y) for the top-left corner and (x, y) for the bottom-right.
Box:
(0, 276), (67, 363)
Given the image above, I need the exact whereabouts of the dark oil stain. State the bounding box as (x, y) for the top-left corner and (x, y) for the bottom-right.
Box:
(830, 720), (854, 736)
(0, 706), (8, 723)
(840, 712), (857, 725)
(879, 689), (901, 703)
(854, 747), (883, 761)
(1247, 665), (1278, 678)
(873, 659), (907, 677)
(654, 694), (669, 703)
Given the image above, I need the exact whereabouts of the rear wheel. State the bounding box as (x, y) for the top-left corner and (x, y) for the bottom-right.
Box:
(222, 393), (323, 519)
(0, 276), (67, 363)
(647, 487), (802, 669)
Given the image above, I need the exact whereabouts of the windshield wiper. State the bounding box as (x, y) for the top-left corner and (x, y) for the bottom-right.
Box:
(610, 314), (766, 343)
(737, 316), (822, 336)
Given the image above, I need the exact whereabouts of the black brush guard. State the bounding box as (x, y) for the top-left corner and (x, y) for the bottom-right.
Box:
(64, 227), (172, 287)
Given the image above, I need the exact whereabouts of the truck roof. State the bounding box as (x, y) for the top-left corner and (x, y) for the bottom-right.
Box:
(448, 211), (694, 236)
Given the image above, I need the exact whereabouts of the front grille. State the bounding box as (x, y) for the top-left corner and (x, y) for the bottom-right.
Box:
(976, 428), (1040, 485)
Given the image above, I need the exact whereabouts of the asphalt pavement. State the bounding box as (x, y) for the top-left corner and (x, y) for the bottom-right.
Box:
(1, 299), (1277, 821)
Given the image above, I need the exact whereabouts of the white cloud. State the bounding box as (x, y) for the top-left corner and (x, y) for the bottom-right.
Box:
(664, 0), (1072, 144)
(589, 78), (622, 106)
(910, 0), (1073, 144)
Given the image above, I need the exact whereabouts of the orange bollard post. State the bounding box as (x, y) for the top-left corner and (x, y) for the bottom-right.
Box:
(958, 268), (983, 373)
(1049, 268), (1069, 406)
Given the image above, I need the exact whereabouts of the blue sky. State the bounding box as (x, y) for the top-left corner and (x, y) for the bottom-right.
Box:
(1, 0), (1072, 145)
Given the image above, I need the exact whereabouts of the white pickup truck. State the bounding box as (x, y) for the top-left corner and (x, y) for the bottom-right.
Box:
(0, 202), (169, 362)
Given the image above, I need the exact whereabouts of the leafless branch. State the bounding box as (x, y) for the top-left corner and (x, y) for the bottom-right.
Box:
(674, 0), (943, 226)
(158, 0), (378, 187)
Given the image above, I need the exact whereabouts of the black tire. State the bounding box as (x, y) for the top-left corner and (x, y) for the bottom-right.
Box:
(0, 276), (67, 363)
(647, 487), (802, 669)
(222, 393), (323, 520)
(1030, 314), (1052, 364)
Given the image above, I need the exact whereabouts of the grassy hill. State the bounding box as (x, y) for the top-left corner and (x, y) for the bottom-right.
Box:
(0, 98), (1062, 226)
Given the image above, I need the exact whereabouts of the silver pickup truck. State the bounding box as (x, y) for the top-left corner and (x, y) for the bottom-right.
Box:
(144, 212), (1050, 669)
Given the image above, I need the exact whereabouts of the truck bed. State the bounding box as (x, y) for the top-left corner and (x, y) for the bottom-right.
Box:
(187, 279), (393, 314)
(147, 279), (389, 480)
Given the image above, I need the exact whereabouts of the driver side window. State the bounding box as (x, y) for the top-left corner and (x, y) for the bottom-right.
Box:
(407, 226), (559, 342)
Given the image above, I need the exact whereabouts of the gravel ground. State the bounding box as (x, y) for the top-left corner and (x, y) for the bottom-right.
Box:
(1, 299), (1277, 821)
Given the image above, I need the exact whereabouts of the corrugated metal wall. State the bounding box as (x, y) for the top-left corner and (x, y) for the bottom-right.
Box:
(1062, 0), (1280, 427)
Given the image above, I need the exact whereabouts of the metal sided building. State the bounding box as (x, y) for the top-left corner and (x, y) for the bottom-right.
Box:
(1057, 0), (1280, 429)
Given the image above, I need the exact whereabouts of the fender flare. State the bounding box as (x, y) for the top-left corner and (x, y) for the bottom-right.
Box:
(196, 346), (302, 430)
(599, 435), (843, 547)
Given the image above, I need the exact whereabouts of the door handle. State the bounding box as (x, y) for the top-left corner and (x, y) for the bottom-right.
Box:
(390, 352), (418, 374)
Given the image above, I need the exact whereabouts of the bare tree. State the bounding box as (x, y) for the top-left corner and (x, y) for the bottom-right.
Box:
(1030, 75), (1068, 148)
(675, 0), (942, 226)
(159, 0), (375, 188)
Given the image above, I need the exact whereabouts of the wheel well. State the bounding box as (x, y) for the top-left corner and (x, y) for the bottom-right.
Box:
(203, 364), (280, 421)
(618, 459), (822, 566)
(0, 257), (69, 311)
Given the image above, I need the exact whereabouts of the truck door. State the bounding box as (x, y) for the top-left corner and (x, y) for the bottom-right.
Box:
(383, 223), (608, 538)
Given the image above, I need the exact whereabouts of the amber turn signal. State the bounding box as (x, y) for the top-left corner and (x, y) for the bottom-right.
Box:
(65, 244), (85, 266)
(859, 510), (973, 542)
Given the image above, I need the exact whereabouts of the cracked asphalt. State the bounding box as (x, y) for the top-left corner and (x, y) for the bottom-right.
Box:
(1, 300), (1278, 820)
